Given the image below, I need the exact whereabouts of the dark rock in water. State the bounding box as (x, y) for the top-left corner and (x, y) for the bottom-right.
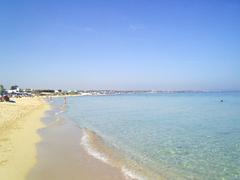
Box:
(220, 100), (223, 102)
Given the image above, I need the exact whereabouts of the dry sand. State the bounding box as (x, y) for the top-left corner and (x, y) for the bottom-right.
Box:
(0, 97), (49, 180)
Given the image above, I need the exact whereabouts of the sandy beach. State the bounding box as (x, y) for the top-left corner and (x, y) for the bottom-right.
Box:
(0, 97), (50, 180)
(0, 96), (128, 180)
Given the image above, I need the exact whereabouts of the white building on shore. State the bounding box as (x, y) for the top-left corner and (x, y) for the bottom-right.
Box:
(7, 85), (20, 94)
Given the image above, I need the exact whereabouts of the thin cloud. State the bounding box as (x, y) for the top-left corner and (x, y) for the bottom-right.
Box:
(81, 27), (95, 32)
(56, 23), (96, 33)
(129, 24), (145, 31)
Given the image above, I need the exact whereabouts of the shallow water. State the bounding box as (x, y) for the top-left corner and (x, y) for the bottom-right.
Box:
(53, 92), (240, 179)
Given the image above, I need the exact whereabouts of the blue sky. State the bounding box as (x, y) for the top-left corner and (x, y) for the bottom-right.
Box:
(0, 0), (240, 90)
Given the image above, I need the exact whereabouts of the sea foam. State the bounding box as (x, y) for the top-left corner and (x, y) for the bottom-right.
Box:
(80, 129), (145, 180)
(81, 129), (109, 164)
(121, 166), (146, 180)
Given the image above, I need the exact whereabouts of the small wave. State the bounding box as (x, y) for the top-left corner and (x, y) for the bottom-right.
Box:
(81, 129), (109, 164)
(80, 129), (148, 180)
(121, 166), (146, 180)
(55, 110), (64, 116)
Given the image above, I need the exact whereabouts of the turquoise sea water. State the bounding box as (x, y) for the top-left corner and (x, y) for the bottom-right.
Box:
(53, 92), (240, 179)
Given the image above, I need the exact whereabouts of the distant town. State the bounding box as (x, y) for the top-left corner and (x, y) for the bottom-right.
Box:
(0, 84), (238, 102)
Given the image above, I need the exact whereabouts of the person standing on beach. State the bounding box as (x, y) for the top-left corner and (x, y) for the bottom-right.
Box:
(64, 96), (67, 104)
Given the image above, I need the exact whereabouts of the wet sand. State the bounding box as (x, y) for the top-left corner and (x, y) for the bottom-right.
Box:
(28, 107), (126, 180)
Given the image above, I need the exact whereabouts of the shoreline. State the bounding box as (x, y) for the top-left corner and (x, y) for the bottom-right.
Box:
(80, 128), (160, 180)
(29, 98), (164, 180)
(0, 97), (50, 180)
(28, 103), (126, 180)
(0, 96), (165, 180)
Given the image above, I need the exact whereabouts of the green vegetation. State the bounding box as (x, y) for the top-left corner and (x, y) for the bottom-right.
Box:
(0, 84), (4, 95)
